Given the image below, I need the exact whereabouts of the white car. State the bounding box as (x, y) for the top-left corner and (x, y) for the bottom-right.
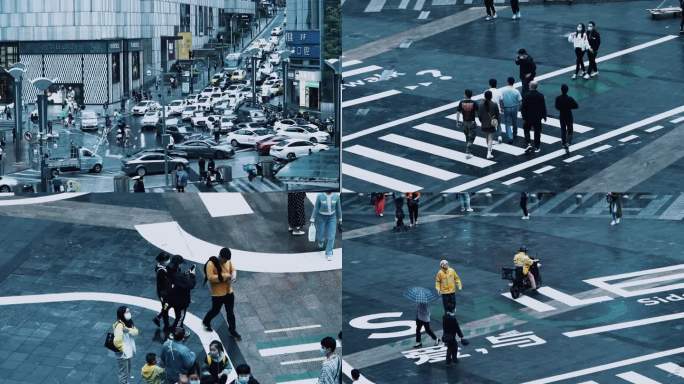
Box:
(220, 115), (236, 132)
(141, 110), (162, 127)
(181, 105), (199, 120)
(258, 63), (274, 79)
(274, 118), (318, 131)
(271, 26), (283, 36)
(191, 112), (221, 128)
(231, 70), (247, 81)
(0, 175), (20, 192)
(269, 139), (329, 160)
(247, 110), (267, 123)
(227, 93), (244, 108)
(210, 92), (226, 105)
(280, 126), (330, 143)
(261, 79), (282, 98)
(269, 36), (279, 46)
(166, 100), (186, 115)
(268, 53), (281, 65)
(80, 111), (99, 131)
(226, 128), (274, 147)
(185, 94), (200, 104)
(201, 87), (221, 98)
(132, 101), (160, 115)
(225, 84), (246, 96)
(195, 97), (212, 111)
(210, 73), (224, 86)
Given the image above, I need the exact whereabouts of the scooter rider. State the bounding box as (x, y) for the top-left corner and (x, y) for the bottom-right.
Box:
(513, 246), (537, 290)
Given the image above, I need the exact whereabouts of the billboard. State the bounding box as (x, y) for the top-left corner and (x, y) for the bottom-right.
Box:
(178, 32), (193, 60)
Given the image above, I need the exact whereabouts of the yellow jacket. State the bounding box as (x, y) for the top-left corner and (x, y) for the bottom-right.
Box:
(513, 252), (534, 275)
(141, 363), (165, 384)
(207, 260), (235, 296)
(435, 267), (462, 294)
(113, 321), (139, 353)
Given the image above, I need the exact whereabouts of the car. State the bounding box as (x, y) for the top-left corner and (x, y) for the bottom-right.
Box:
(0, 175), (19, 192)
(230, 69), (247, 81)
(274, 118), (318, 131)
(185, 94), (200, 104)
(181, 105), (199, 121)
(210, 73), (224, 86)
(201, 87), (220, 98)
(269, 139), (328, 160)
(218, 115), (236, 133)
(257, 62), (274, 79)
(158, 124), (189, 143)
(225, 84), (246, 96)
(227, 93), (244, 109)
(165, 100), (186, 115)
(131, 101), (160, 115)
(268, 52), (280, 65)
(129, 147), (189, 159)
(195, 97), (212, 111)
(268, 36), (279, 46)
(210, 92), (225, 105)
(271, 26), (283, 36)
(261, 79), (282, 98)
(171, 140), (235, 159)
(213, 101), (232, 114)
(141, 110), (162, 127)
(256, 134), (290, 155)
(226, 127), (275, 147)
(80, 110), (99, 131)
(191, 111), (220, 127)
(279, 125), (330, 143)
(238, 108), (267, 123)
(121, 153), (189, 176)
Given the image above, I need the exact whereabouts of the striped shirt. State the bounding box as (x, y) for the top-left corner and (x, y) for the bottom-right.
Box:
(318, 354), (341, 384)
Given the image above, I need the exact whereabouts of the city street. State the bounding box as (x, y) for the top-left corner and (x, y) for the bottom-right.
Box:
(341, 192), (684, 383)
(0, 193), (341, 384)
(341, 2), (684, 192)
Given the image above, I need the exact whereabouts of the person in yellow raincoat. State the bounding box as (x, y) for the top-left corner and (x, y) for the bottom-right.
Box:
(435, 260), (462, 311)
(513, 246), (536, 289)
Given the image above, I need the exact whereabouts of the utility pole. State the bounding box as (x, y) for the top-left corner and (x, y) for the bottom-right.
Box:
(159, 90), (169, 187)
(7, 64), (26, 163)
(31, 77), (55, 193)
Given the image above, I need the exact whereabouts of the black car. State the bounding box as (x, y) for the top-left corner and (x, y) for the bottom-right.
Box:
(129, 148), (189, 159)
(170, 139), (236, 159)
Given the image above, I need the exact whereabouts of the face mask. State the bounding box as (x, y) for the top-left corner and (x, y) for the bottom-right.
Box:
(577, 27), (582, 32)
(588, 26), (593, 31)
(124, 312), (132, 321)
(320, 347), (328, 355)
(190, 380), (200, 384)
(238, 376), (250, 384)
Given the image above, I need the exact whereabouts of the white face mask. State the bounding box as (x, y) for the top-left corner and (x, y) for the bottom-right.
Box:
(588, 26), (593, 31)
(577, 27), (582, 32)
(190, 380), (200, 384)
(124, 312), (131, 321)
(238, 376), (250, 384)
(320, 347), (328, 355)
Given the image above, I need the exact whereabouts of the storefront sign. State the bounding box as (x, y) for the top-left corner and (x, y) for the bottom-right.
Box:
(290, 45), (320, 59)
(108, 42), (121, 52)
(125, 40), (141, 51)
(284, 30), (320, 45)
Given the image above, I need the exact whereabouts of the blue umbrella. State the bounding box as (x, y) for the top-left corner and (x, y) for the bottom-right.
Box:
(404, 287), (439, 304)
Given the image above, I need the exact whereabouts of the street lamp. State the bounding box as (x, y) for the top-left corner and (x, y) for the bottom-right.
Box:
(245, 47), (260, 107)
(324, 58), (341, 148)
(279, 50), (292, 115)
(30, 76), (57, 193)
(6, 63), (26, 162)
(157, 90), (170, 188)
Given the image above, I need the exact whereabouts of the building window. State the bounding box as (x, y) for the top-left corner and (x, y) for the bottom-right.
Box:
(0, 45), (19, 68)
(197, 6), (204, 36)
(180, 4), (191, 32)
(112, 53), (120, 84)
(208, 8), (213, 35)
(132, 52), (140, 80)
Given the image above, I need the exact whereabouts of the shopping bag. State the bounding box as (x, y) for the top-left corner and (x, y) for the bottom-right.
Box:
(308, 223), (316, 242)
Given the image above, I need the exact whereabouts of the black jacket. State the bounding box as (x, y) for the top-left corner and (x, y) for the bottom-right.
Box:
(516, 55), (537, 79)
(167, 269), (196, 308)
(155, 264), (171, 298)
(587, 30), (601, 51)
(521, 90), (547, 122)
(442, 314), (464, 341)
(555, 94), (579, 120)
(133, 180), (145, 193)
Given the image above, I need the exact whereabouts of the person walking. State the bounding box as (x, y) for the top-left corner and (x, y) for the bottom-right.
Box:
(201, 340), (231, 384)
(607, 192), (623, 226)
(112, 306), (139, 384)
(317, 337), (342, 384)
(372, 192), (386, 217)
(5, 105), (11, 120)
(515, 49), (536, 95)
(511, 0), (521, 19)
(458, 193), (473, 212)
(153, 252), (172, 333)
(202, 248), (241, 340)
(501, 77), (522, 144)
(520, 82), (547, 153)
(485, 79), (503, 143)
(586, 21), (601, 77)
(680, 0), (684, 34)
(166, 255), (196, 331)
(435, 260), (462, 312)
(287, 192), (307, 236)
(414, 302), (439, 348)
(133, 176), (146, 193)
(520, 192), (530, 220)
(310, 192), (342, 261)
(160, 327), (197, 384)
(393, 194), (407, 231)
(484, 0), (496, 20)
(478, 90), (500, 159)
(568, 23), (590, 79)
(456, 89), (479, 159)
(442, 303), (469, 365)
(141, 353), (166, 384)
(175, 164), (188, 192)
(207, 158), (216, 186)
(555, 84), (579, 153)
(198, 157), (206, 182)
(406, 192), (420, 227)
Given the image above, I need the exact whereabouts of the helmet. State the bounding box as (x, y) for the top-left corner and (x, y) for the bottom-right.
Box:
(518, 245), (528, 253)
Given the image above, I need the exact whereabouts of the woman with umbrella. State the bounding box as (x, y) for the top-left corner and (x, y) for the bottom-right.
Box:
(404, 287), (440, 348)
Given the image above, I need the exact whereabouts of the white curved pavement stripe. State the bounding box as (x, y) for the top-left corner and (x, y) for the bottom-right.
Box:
(0, 192), (88, 206)
(0, 292), (238, 383)
(198, 192), (253, 217)
(135, 221), (342, 273)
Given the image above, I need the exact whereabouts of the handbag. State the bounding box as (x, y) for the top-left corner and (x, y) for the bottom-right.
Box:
(104, 329), (119, 353)
(308, 223), (316, 242)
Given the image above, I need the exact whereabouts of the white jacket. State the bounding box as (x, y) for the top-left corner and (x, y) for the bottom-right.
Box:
(568, 32), (589, 50)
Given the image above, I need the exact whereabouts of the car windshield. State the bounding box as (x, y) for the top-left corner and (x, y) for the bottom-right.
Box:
(136, 102), (149, 106)
(199, 97), (208, 102)
(144, 111), (157, 116)
(170, 101), (182, 105)
(253, 129), (270, 135)
(183, 106), (195, 111)
(302, 126), (318, 132)
(82, 112), (96, 118)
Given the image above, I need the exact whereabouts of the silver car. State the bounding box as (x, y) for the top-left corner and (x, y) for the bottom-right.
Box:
(121, 152), (189, 176)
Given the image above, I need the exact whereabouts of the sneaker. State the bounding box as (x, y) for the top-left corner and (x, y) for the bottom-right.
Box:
(522, 215), (530, 220)
(525, 144), (533, 152)
(486, 152), (494, 159)
(517, 12), (521, 18)
(288, 226), (293, 231)
(571, 74), (577, 79)
(379, 213), (383, 217)
(466, 208), (474, 212)
(203, 322), (213, 332)
(461, 207), (465, 212)
(591, 71), (599, 77)
(460, 338), (470, 346)
(497, 136), (502, 144)
(230, 331), (242, 341)
(493, 14), (497, 18)
(583, 73), (590, 80)
(616, 218), (621, 224)
(414, 342), (422, 348)
(534, 147), (541, 153)
(466, 152), (472, 159)
(435, 338), (442, 346)
(564, 145), (570, 155)
(512, 15), (517, 20)
(153, 317), (161, 327)
(292, 230), (305, 235)
(485, 16), (491, 21)
(610, 220), (616, 226)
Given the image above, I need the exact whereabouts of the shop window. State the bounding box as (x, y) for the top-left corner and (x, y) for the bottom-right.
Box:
(132, 52), (140, 80)
(112, 53), (120, 84)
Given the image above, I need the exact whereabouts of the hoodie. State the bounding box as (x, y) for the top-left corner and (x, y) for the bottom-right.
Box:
(141, 363), (165, 384)
(160, 339), (197, 384)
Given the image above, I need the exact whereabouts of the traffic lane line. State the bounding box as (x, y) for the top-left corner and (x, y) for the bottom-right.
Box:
(342, 35), (679, 142)
(656, 362), (684, 378)
(342, 163), (423, 192)
(615, 371), (662, 384)
(264, 324), (322, 334)
(564, 312), (684, 338)
(380, 133), (496, 168)
(342, 90), (402, 108)
(443, 104), (684, 192)
(414, 123), (527, 156)
(343, 65), (384, 78)
(344, 144), (460, 180)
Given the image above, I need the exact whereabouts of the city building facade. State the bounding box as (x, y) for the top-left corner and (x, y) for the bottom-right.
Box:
(285, 0), (322, 111)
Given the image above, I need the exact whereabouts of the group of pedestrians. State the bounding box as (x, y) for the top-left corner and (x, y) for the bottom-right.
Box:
(482, 1), (521, 21)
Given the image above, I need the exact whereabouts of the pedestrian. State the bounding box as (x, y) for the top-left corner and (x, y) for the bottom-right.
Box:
(520, 192), (530, 220)
(414, 302), (439, 348)
(52, 176), (62, 193)
(176, 164), (188, 192)
(485, 79), (503, 143)
(202, 248), (241, 340)
(153, 252), (172, 333)
(112, 306), (139, 384)
(351, 369), (361, 382)
(607, 192), (623, 226)
(484, 0), (496, 20)
(456, 89), (478, 159)
(478, 90), (500, 159)
(680, 0), (684, 34)
(511, 0), (521, 19)
(235, 364), (260, 384)
(500, 77), (522, 144)
(520, 81), (547, 153)
(200, 340), (231, 384)
(310, 192), (342, 261)
(317, 336), (342, 384)
(141, 353), (166, 384)
(5, 105), (11, 120)
(207, 158), (216, 185)
(213, 124), (221, 143)
(568, 23), (589, 79)
(288, 192), (307, 235)
(160, 327), (197, 384)
(586, 21), (601, 77)
(198, 157), (206, 182)
(133, 176), (146, 192)
(435, 260), (462, 312)
(458, 193), (473, 212)
(393, 194), (407, 231)
(555, 84), (579, 153)
(515, 49), (536, 95)
(442, 303), (469, 366)
(167, 255), (196, 330)
(406, 192), (420, 227)
(372, 192), (386, 217)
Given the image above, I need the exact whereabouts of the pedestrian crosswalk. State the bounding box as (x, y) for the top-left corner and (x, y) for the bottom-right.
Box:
(359, 0), (523, 14)
(571, 361), (684, 384)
